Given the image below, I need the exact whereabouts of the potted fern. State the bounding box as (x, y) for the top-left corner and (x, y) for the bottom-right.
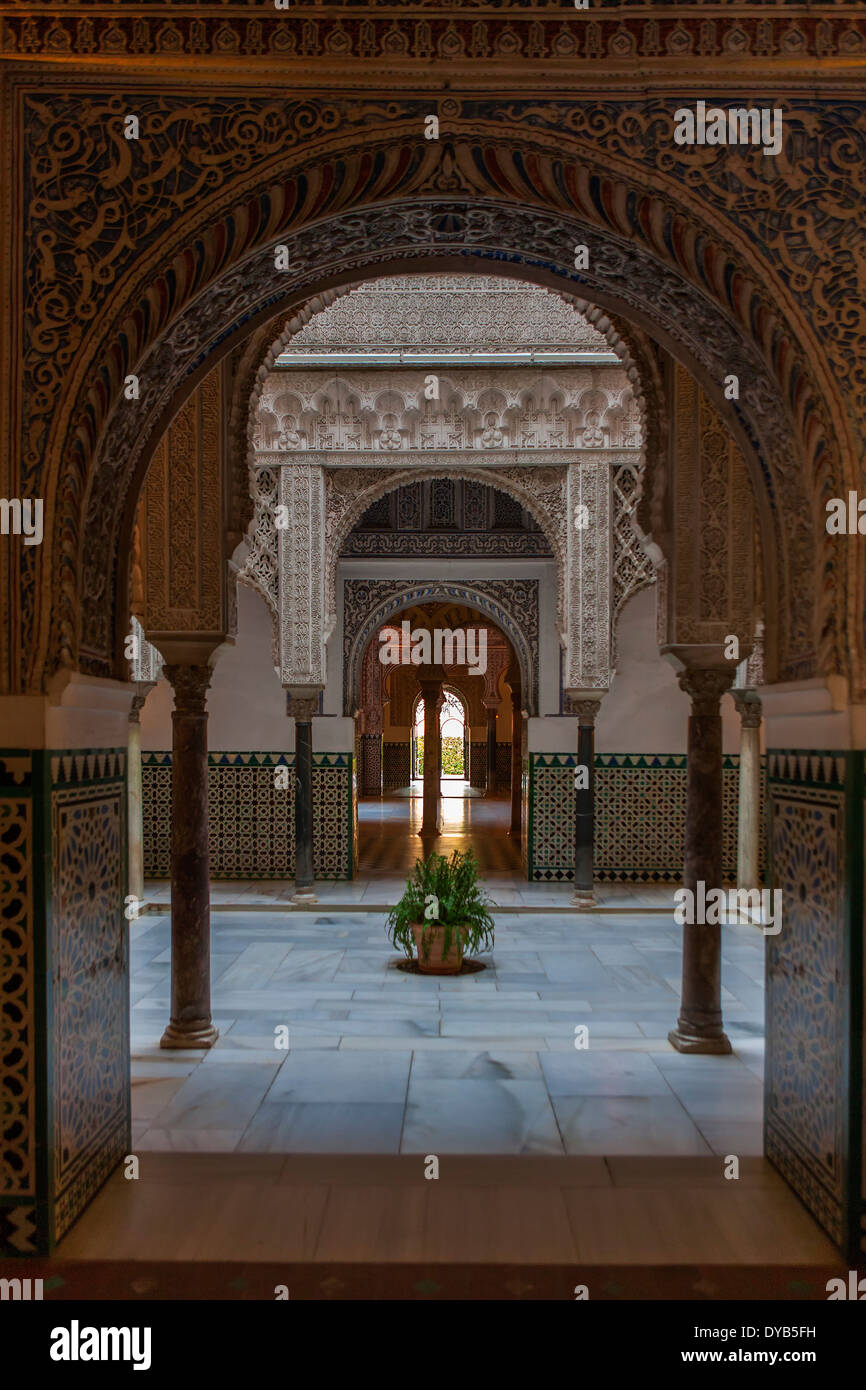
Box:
(386, 849), (495, 975)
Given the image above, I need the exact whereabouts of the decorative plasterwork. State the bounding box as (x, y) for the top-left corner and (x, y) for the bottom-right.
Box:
(15, 98), (855, 695)
(342, 579), (540, 716)
(281, 275), (609, 353)
(3, 6), (862, 67)
(565, 460), (612, 692)
(132, 361), (231, 650)
(128, 617), (163, 688)
(253, 366), (642, 455)
(657, 366), (756, 652)
(323, 463), (568, 640)
(277, 464), (327, 688)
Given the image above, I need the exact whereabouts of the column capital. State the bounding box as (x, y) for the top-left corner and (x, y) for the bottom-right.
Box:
(163, 664), (212, 715)
(731, 689), (763, 728)
(129, 681), (155, 723)
(289, 697), (319, 722)
(482, 697), (501, 714)
(417, 673), (445, 700)
(571, 699), (602, 727)
(676, 666), (734, 714)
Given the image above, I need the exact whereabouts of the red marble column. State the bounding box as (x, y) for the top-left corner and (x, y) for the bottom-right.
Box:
(669, 665), (734, 1054)
(161, 664), (218, 1049)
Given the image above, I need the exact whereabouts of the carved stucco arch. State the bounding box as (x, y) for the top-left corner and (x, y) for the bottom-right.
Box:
(84, 215), (805, 684)
(23, 116), (854, 690)
(239, 277), (650, 525)
(343, 582), (538, 718)
(326, 464), (566, 639)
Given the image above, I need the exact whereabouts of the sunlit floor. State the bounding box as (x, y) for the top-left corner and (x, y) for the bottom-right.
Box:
(359, 788), (523, 875)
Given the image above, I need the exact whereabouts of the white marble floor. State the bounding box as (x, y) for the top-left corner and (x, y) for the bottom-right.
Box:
(142, 878), (674, 910)
(130, 906), (766, 1157)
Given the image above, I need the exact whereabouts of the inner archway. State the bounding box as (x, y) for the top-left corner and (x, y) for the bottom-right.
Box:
(412, 687), (470, 791)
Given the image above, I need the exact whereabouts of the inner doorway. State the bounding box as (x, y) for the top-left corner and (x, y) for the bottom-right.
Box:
(411, 686), (472, 796)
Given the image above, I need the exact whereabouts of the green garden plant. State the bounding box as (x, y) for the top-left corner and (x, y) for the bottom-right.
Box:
(385, 848), (495, 970)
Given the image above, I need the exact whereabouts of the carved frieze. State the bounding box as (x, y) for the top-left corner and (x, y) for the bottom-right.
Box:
(134, 363), (230, 650)
(253, 366), (641, 456)
(658, 365), (756, 654)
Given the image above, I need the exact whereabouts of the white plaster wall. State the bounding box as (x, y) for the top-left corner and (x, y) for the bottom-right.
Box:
(139, 574), (748, 756)
(140, 584), (294, 751)
(597, 586), (742, 755)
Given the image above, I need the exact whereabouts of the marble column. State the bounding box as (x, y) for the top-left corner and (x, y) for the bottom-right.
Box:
(484, 699), (500, 797)
(669, 666), (734, 1054)
(732, 690), (763, 891)
(571, 700), (599, 909)
(418, 674), (443, 838)
(290, 696), (318, 904)
(509, 689), (522, 838)
(161, 664), (218, 1049)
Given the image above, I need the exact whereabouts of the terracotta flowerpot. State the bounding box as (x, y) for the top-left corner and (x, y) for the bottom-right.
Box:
(411, 921), (468, 975)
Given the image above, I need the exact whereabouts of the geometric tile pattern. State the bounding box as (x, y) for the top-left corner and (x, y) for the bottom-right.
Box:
(142, 751), (353, 880)
(528, 752), (755, 883)
(382, 742), (411, 792)
(0, 756), (35, 1215)
(0, 747), (129, 1255)
(764, 750), (851, 1251)
(49, 753), (129, 1244)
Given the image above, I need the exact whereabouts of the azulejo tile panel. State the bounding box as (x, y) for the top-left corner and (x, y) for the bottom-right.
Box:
(142, 751), (353, 880)
(50, 753), (129, 1244)
(764, 750), (863, 1255)
(528, 752), (757, 883)
(382, 741), (410, 792)
(1, 748), (129, 1256)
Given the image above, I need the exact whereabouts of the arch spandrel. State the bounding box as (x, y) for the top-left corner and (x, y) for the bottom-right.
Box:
(342, 580), (539, 719)
(13, 103), (860, 693)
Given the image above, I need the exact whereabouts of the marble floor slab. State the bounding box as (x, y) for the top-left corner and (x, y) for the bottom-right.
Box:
(130, 904), (765, 1158)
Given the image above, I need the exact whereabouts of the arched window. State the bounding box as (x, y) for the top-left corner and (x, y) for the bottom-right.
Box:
(412, 689), (467, 781)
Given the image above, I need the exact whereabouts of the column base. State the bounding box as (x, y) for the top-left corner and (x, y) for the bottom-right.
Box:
(291, 887), (318, 905)
(160, 1021), (219, 1050)
(667, 1027), (732, 1055)
(418, 826), (440, 840)
(570, 888), (598, 910)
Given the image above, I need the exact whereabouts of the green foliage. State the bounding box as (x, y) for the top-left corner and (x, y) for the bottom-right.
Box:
(385, 849), (495, 963)
(441, 735), (464, 775)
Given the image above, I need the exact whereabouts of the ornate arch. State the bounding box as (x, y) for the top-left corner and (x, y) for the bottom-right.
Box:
(326, 464), (566, 638)
(343, 580), (539, 717)
(16, 106), (859, 693)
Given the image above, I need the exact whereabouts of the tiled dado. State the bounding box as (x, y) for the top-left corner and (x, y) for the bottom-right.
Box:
(0, 749), (129, 1256)
(142, 751), (354, 880)
(765, 751), (865, 1260)
(528, 752), (761, 884)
